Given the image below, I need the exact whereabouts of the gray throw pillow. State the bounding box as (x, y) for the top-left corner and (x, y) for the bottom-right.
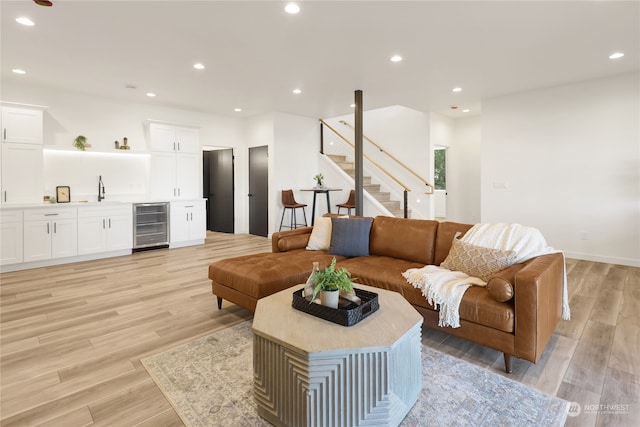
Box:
(328, 217), (373, 257)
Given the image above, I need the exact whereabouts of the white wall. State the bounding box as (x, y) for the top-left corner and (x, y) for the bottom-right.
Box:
(430, 113), (454, 219)
(323, 105), (432, 218)
(242, 114), (274, 234)
(482, 72), (640, 266)
(243, 112), (319, 235)
(448, 115), (481, 224)
(272, 113), (319, 232)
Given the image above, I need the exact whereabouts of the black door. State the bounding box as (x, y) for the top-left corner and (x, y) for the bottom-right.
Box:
(203, 149), (234, 233)
(249, 146), (268, 237)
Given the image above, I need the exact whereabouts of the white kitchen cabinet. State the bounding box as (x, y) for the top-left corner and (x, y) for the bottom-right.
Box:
(1, 106), (43, 145)
(1, 143), (44, 205)
(0, 210), (23, 265)
(77, 204), (132, 255)
(23, 208), (77, 262)
(149, 122), (201, 200)
(149, 123), (199, 153)
(0, 104), (44, 206)
(169, 200), (206, 247)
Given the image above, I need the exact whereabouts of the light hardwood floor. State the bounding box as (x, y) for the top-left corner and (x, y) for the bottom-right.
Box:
(1, 232), (638, 426)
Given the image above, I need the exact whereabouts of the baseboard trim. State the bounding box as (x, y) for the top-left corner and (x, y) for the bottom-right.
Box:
(563, 251), (639, 267)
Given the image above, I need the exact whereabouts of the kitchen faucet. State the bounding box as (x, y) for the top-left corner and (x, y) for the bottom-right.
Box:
(98, 175), (105, 202)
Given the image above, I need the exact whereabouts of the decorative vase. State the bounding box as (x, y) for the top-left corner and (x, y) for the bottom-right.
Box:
(320, 290), (339, 308)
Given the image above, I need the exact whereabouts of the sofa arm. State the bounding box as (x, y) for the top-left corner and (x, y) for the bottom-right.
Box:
(513, 252), (565, 363)
(271, 227), (313, 253)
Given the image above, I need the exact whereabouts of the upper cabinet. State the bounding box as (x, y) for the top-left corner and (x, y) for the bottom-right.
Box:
(1, 105), (44, 145)
(148, 122), (201, 200)
(149, 122), (199, 153)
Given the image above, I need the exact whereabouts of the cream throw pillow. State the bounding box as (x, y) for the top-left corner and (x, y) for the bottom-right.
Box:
(306, 215), (349, 250)
(306, 217), (333, 250)
(441, 239), (516, 282)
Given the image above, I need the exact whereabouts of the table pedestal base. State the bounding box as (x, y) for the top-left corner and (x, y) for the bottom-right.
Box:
(253, 325), (422, 427)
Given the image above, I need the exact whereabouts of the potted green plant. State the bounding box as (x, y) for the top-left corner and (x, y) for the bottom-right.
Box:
(73, 135), (90, 151)
(310, 257), (354, 308)
(313, 173), (324, 188)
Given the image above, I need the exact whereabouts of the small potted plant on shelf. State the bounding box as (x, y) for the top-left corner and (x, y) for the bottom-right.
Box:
(73, 135), (90, 151)
(310, 257), (354, 308)
(313, 173), (324, 189)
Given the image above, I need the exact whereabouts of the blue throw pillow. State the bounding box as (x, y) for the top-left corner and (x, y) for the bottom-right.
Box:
(328, 217), (373, 257)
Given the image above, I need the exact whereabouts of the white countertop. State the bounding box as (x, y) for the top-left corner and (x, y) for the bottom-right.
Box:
(0, 198), (205, 210)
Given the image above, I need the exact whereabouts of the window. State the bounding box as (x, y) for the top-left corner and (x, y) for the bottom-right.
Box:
(434, 148), (446, 190)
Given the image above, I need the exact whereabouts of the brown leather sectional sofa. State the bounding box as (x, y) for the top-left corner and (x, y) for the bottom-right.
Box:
(208, 215), (565, 373)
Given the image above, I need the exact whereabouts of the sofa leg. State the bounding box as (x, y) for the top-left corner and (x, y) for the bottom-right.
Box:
(503, 353), (513, 373)
(216, 296), (223, 310)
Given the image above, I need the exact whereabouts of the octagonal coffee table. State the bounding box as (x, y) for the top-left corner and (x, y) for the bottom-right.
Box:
(252, 284), (423, 427)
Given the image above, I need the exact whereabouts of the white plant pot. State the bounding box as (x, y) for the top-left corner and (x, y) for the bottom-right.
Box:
(320, 290), (339, 309)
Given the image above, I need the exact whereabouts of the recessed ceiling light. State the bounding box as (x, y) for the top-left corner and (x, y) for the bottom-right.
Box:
(452, 87), (462, 92)
(285, 3), (300, 14)
(350, 104), (356, 108)
(12, 69), (26, 75)
(234, 108), (242, 112)
(390, 55), (403, 62)
(609, 52), (624, 60)
(16, 17), (34, 26)
(292, 88), (302, 94)
(462, 109), (470, 113)
(146, 92), (156, 97)
(193, 63), (205, 70)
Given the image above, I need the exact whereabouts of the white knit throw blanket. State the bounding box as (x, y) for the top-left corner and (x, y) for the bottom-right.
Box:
(462, 223), (570, 321)
(403, 266), (485, 328)
(403, 223), (571, 328)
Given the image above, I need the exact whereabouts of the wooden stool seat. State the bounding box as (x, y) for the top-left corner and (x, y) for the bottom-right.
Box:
(279, 189), (308, 231)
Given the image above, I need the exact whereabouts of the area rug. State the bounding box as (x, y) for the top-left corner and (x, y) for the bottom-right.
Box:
(142, 321), (569, 427)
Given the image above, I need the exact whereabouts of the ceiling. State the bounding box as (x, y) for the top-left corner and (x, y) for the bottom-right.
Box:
(1, 0), (638, 119)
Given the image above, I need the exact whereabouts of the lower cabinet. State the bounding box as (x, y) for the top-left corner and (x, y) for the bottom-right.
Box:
(77, 205), (133, 255)
(170, 200), (206, 246)
(0, 210), (23, 265)
(23, 208), (77, 262)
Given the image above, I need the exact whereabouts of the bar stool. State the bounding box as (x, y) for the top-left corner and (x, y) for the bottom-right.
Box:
(336, 190), (356, 215)
(279, 189), (308, 231)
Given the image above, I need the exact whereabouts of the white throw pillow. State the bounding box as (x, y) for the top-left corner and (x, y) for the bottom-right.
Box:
(306, 217), (333, 250)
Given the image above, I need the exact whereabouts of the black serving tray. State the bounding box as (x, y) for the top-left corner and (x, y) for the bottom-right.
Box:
(291, 287), (379, 327)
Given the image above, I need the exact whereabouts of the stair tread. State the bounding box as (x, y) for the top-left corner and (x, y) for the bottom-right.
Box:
(328, 155), (406, 217)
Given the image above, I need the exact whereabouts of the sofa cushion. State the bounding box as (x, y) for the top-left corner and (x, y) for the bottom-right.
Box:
(369, 216), (439, 264)
(337, 255), (515, 333)
(337, 256), (426, 294)
(209, 250), (346, 299)
(328, 217), (373, 257)
(440, 238), (516, 281)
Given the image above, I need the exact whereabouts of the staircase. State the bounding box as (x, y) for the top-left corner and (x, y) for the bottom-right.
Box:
(327, 154), (407, 218)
